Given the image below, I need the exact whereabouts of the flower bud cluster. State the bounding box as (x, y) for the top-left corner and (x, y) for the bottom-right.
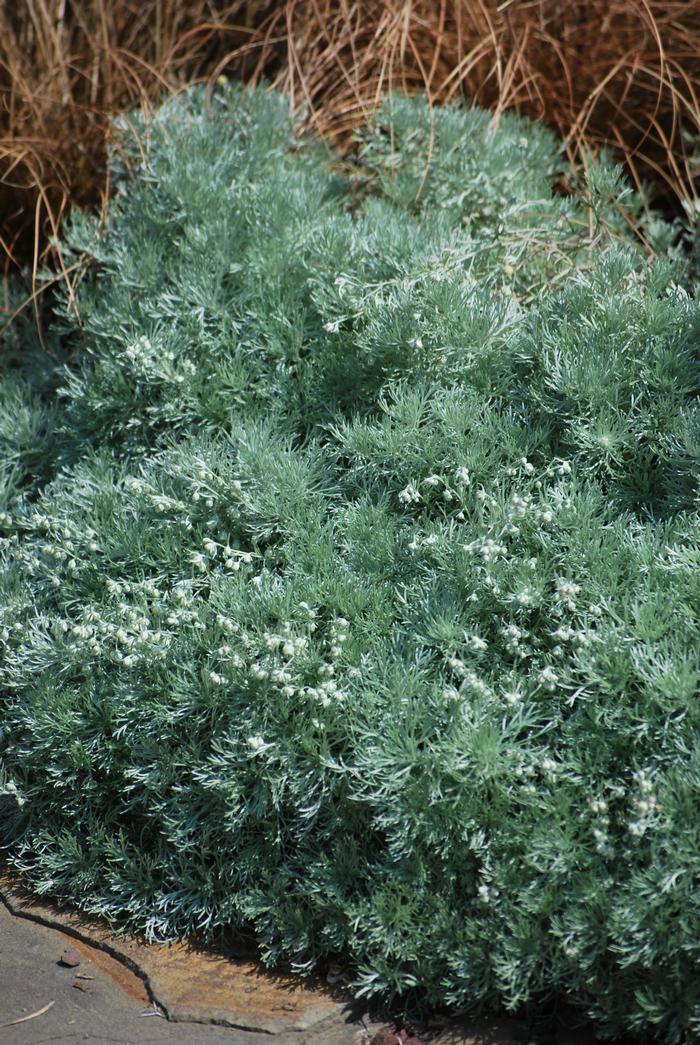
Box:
(122, 335), (195, 387)
(208, 608), (353, 714)
(627, 769), (660, 837)
(587, 796), (612, 854)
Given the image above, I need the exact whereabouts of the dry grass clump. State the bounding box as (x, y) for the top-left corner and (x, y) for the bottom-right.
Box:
(1, 0), (700, 283)
(253, 0), (700, 208)
(0, 0), (272, 279)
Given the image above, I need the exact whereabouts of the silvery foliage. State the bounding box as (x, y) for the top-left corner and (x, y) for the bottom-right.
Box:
(1, 85), (699, 1042)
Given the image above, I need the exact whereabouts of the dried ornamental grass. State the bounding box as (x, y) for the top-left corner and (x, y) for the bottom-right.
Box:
(2, 0), (700, 280)
(246, 0), (700, 208)
(0, 0), (273, 275)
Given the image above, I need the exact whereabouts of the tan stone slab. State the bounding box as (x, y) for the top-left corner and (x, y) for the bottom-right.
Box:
(0, 872), (355, 1035)
(0, 870), (603, 1045)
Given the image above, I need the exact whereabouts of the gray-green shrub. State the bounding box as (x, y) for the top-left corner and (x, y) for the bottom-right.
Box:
(1, 86), (699, 1043)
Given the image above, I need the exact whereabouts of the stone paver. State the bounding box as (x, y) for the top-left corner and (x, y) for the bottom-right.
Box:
(1, 899), (303, 1045)
(0, 874), (602, 1045)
